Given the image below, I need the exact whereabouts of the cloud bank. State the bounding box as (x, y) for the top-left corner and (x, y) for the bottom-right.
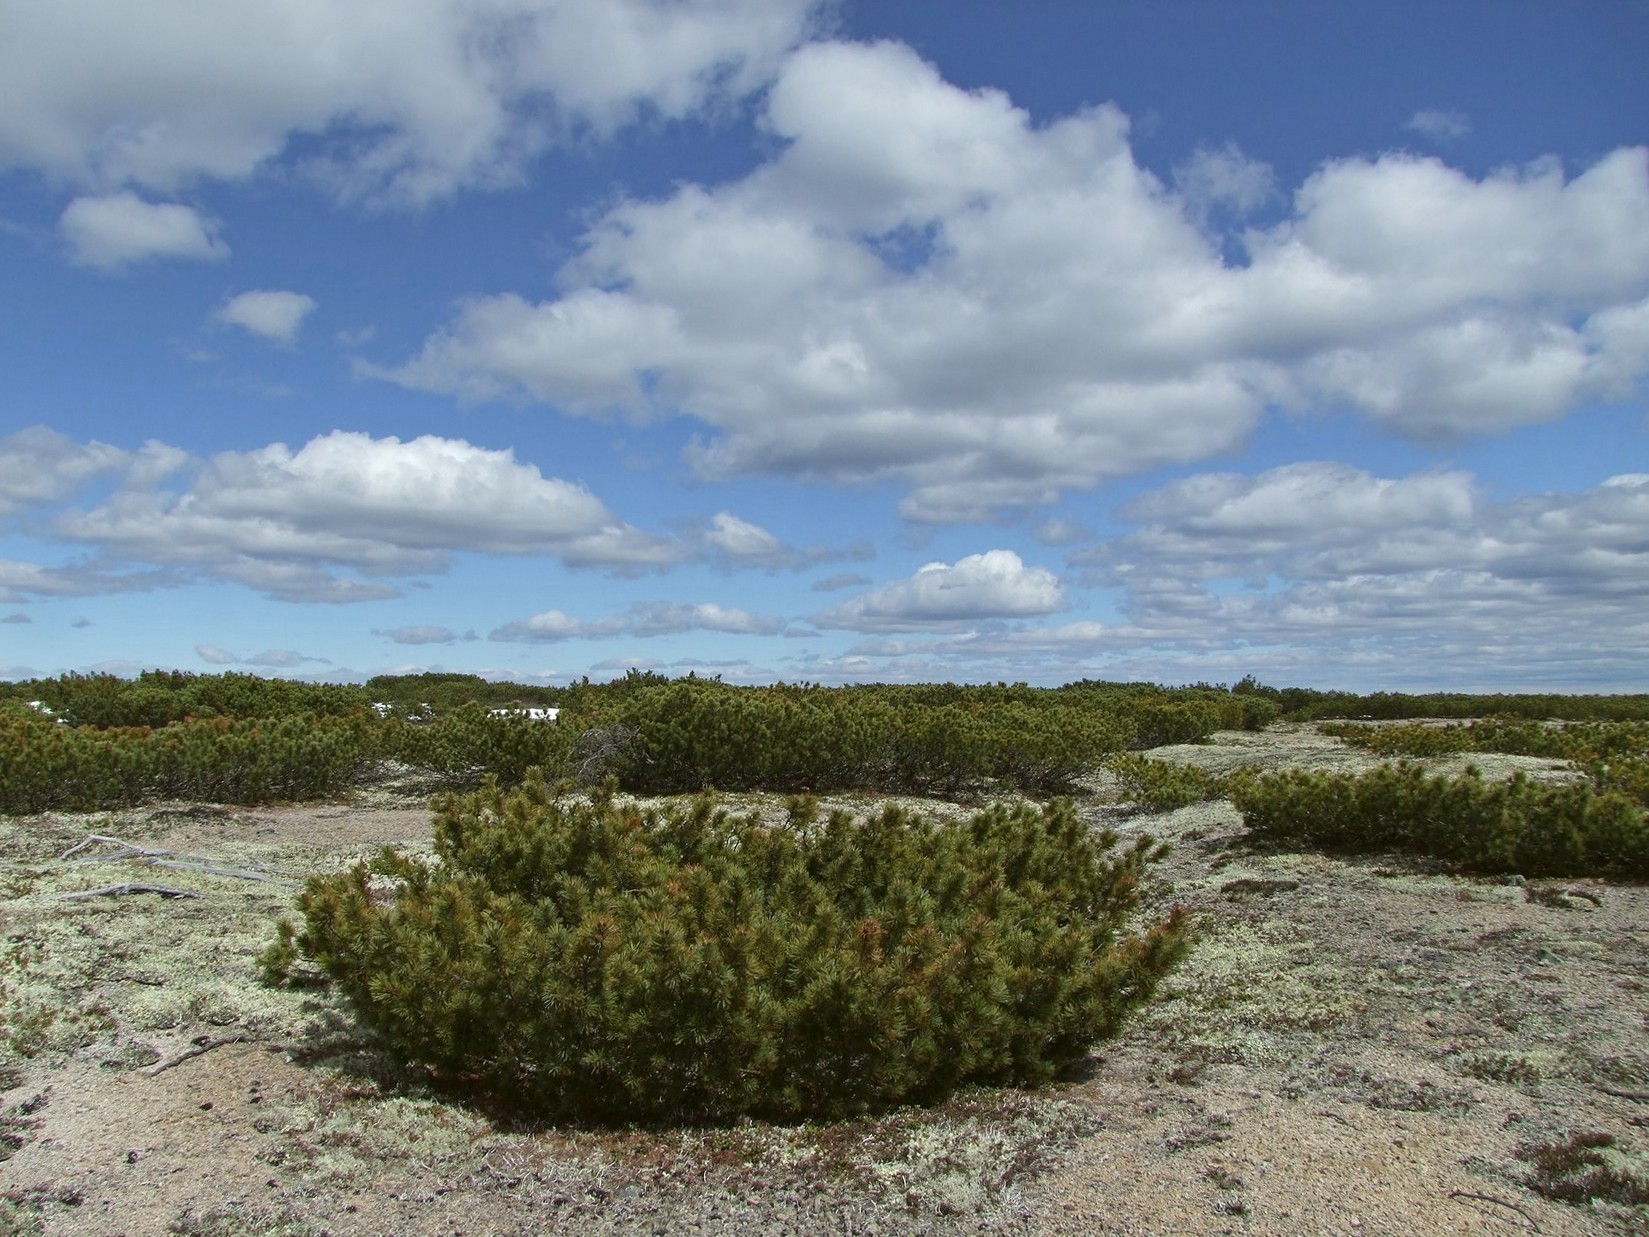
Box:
(2, 0), (824, 206)
(380, 40), (1649, 520)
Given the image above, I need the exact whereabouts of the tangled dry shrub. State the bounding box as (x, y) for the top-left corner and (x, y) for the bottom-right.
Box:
(273, 776), (1189, 1124)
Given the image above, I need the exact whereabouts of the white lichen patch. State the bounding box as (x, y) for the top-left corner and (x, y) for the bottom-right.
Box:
(291, 1096), (490, 1186)
(0, 842), (336, 1066)
(1136, 918), (1388, 1066)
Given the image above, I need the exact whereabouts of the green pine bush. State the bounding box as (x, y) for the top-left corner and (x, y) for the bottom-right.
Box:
(1322, 718), (1649, 810)
(279, 775), (1190, 1123)
(1229, 762), (1649, 878)
(0, 712), (373, 812)
(1107, 754), (1227, 813)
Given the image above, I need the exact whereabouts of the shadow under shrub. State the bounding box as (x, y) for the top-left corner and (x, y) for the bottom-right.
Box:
(281, 776), (1189, 1124)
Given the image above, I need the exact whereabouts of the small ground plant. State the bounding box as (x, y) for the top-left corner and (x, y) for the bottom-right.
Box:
(1515, 1131), (1649, 1206)
(273, 776), (1190, 1124)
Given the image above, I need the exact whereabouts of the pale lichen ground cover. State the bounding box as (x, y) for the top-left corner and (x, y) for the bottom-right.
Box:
(0, 723), (1645, 1235)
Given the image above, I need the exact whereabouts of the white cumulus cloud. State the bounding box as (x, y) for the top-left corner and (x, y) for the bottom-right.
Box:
(45, 430), (685, 602)
(490, 599), (788, 642)
(215, 290), (317, 345)
(0, 426), (128, 517)
(193, 644), (328, 667)
(58, 192), (227, 270)
(1405, 109), (1471, 143)
(703, 511), (785, 559)
(1050, 464), (1649, 686)
(3, 0), (824, 206)
(375, 625), (474, 645)
(378, 40), (1649, 520)
(817, 549), (1064, 632)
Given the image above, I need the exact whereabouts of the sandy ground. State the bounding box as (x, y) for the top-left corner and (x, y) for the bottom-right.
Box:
(1, 723), (1645, 1235)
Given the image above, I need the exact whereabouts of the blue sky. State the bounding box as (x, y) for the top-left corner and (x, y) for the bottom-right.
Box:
(3, 0), (1648, 692)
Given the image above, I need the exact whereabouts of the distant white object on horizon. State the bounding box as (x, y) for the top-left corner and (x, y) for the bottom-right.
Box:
(25, 700), (69, 725)
(488, 706), (559, 722)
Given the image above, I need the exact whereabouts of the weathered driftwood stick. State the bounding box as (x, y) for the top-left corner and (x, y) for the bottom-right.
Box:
(61, 834), (166, 861)
(1596, 1084), (1649, 1102)
(1447, 1188), (1541, 1232)
(58, 835), (299, 886)
(61, 883), (201, 901)
(146, 1033), (253, 1076)
(142, 857), (297, 885)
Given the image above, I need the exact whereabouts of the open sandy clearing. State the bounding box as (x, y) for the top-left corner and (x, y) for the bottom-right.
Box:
(1, 724), (1645, 1234)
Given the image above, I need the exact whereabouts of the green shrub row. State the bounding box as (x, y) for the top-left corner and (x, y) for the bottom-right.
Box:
(1319, 721), (1478, 758)
(273, 777), (1190, 1122)
(1256, 686), (1649, 723)
(1, 673), (1271, 811)
(1, 669), (372, 727)
(0, 714), (373, 812)
(1228, 762), (1649, 878)
(380, 705), (578, 789)
(1322, 719), (1649, 808)
(593, 681), (1136, 797)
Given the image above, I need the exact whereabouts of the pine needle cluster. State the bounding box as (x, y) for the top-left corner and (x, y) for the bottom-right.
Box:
(278, 775), (1189, 1123)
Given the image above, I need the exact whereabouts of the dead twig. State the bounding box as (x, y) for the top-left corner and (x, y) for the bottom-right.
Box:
(1596, 1084), (1649, 1103)
(1447, 1188), (1541, 1232)
(139, 858), (296, 884)
(145, 1033), (253, 1076)
(60, 834), (165, 861)
(58, 834), (299, 887)
(61, 883), (201, 901)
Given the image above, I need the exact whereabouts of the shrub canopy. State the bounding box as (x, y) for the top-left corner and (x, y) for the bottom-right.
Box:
(285, 776), (1189, 1123)
(1229, 762), (1648, 879)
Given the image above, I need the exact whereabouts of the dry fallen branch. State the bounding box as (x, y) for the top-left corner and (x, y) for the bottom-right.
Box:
(61, 883), (201, 901)
(1596, 1084), (1649, 1103)
(61, 833), (165, 861)
(59, 834), (300, 887)
(1447, 1188), (1541, 1232)
(145, 1033), (253, 1076)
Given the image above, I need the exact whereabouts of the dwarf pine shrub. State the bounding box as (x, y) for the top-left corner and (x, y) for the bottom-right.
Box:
(1229, 763), (1649, 878)
(281, 775), (1189, 1123)
(0, 713), (373, 812)
(1107, 754), (1227, 813)
(1322, 718), (1649, 810)
(1319, 721), (1477, 758)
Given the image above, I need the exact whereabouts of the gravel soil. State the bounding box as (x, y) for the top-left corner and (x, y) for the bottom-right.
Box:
(1, 723), (1645, 1235)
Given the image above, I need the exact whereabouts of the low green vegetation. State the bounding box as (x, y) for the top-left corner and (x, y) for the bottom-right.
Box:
(1228, 762), (1649, 878)
(1106, 753), (1229, 813)
(0, 713), (374, 814)
(1224, 676), (1649, 722)
(1323, 717), (1649, 807)
(269, 776), (1190, 1123)
(0, 670), (1277, 810)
